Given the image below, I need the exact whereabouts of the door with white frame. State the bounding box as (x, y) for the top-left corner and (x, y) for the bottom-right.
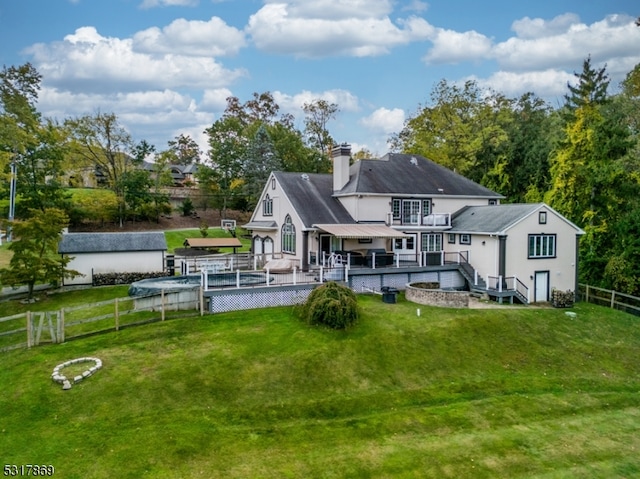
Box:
(534, 271), (549, 302)
(393, 234), (417, 263)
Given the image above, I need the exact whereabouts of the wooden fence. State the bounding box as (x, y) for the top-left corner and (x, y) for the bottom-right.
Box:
(0, 288), (204, 353)
(578, 284), (640, 316)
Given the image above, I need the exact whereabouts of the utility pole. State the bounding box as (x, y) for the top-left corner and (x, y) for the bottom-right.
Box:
(7, 159), (16, 242)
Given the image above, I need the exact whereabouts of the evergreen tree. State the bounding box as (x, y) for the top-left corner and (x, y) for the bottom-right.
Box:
(243, 125), (282, 208)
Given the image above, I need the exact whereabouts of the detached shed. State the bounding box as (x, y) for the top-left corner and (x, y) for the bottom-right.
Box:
(58, 232), (167, 285)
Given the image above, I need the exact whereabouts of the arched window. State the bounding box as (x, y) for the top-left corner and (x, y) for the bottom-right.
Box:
(281, 215), (296, 254)
(263, 194), (273, 216)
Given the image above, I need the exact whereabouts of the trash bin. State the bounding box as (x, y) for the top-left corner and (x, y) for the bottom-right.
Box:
(381, 286), (398, 304)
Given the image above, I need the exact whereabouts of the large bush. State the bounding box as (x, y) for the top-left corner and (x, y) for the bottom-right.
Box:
(302, 282), (358, 329)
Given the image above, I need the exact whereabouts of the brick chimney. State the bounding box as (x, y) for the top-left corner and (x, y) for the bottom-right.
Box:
(332, 144), (351, 192)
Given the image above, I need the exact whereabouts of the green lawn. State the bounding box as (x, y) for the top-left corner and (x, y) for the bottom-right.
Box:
(1, 294), (640, 478)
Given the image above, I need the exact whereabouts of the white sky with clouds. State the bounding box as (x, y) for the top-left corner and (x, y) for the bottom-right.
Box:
(1, 0), (638, 158)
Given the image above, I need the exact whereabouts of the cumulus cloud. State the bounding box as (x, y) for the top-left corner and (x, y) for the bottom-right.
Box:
(24, 26), (247, 93)
(201, 88), (234, 110)
(360, 107), (405, 140)
(492, 14), (640, 71)
(273, 89), (360, 116)
(423, 28), (493, 64)
(133, 17), (246, 56)
(511, 13), (581, 39)
(471, 70), (574, 102)
(246, 2), (432, 58)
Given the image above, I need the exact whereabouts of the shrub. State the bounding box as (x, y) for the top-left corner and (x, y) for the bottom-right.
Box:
(179, 198), (195, 217)
(302, 282), (358, 329)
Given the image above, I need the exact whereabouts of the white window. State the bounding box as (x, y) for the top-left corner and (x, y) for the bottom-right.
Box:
(528, 234), (555, 258)
(392, 199), (401, 219)
(460, 234), (471, 245)
(403, 200), (421, 225)
(282, 215), (296, 254)
(262, 194), (273, 216)
(422, 233), (442, 252)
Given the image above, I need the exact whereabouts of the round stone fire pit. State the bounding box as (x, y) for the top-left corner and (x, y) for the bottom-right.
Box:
(405, 282), (469, 308)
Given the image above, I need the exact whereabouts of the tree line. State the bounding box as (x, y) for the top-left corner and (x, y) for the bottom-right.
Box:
(1, 56), (640, 297)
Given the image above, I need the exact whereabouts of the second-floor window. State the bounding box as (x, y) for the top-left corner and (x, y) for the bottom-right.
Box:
(392, 198), (439, 225)
(528, 234), (556, 258)
(263, 194), (273, 216)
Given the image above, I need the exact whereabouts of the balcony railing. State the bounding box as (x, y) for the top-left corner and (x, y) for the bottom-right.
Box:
(390, 212), (451, 227)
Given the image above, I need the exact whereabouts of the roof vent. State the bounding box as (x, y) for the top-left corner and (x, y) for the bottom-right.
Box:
(301, 173), (309, 181)
(410, 157), (418, 166)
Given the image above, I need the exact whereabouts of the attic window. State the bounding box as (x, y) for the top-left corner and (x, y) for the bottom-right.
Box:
(271, 177), (276, 190)
(539, 211), (547, 224)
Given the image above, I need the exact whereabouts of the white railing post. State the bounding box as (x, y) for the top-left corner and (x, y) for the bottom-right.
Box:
(486, 274), (490, 289)
(320, 266), (324, 283)
(498, 275), (503, 292)
(474, 270), (478, 286)
(344, 266), (349, 282)
(266, 268), (270, 286)
(293, 266), (297, 285)
(457, 251), (461, 264)
(372, 252), (376, 269)
(236, 269), (240, 288)
(441, 251), (444, 265)
(396, 253), (400, 268)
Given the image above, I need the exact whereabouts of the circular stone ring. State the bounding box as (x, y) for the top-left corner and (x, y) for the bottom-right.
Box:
(51, 357), (103, 390)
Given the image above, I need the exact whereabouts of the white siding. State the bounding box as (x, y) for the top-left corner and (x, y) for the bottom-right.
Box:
(505, 207), (580, 298)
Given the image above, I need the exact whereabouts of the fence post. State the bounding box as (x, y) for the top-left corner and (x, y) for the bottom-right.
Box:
(200, 286), (204, 316)
(236, 269), (241, 288)
(586, 284), (590, 303)
(611, 290), (616, 309)
(26, 311), (32, 348)
(115, 298), (119, 331)
(60, 309), (65, 343)
(161, 289), (166, 321)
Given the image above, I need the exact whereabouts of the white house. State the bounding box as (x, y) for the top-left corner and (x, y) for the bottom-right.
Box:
(244, 145), (584, 303)
(58, 232), (167, 286)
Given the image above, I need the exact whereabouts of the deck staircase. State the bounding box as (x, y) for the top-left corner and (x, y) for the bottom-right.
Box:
(456, 262), (528, 304)
(456, 262), (487, 295)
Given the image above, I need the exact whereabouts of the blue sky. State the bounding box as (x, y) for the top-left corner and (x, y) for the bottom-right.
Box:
(1, 0), (638, 158)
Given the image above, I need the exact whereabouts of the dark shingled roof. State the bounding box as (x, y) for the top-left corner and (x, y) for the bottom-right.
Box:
(273, 172), (354, 228)
(58, 232), (167, 254)
(338, 153), (503, 198)
(451, 204), (543, 233)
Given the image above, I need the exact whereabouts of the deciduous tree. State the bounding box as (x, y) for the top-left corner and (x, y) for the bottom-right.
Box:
(0, 208), (80, 298)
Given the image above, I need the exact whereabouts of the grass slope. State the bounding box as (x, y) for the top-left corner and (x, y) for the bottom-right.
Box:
(1, 295), (640, 478)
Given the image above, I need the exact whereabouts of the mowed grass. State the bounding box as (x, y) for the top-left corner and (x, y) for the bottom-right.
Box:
(1, 294), (640, 478)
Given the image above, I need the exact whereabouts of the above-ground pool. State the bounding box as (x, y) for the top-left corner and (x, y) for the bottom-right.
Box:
(128, 272), (272, 296)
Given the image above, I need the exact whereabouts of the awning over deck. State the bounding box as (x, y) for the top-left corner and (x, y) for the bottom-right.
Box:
(314, 224), (410, 239)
